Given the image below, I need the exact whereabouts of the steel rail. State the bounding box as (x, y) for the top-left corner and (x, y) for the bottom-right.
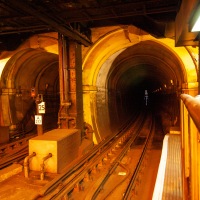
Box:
(90, 113), (153, 200)
(0, 134), (36, 169)
(44, 126), (141, 199)
(0, 151), (28, 169)
(36, 113), (144, 198)
(35, 113), (146, 199)
(50, 123), (141, 200)
(90, 131), (141, 200)
(41, 113), (148, 200)
(122, 114), (155, 199)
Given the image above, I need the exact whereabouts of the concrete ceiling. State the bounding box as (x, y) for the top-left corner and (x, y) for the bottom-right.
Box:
(1, 0), (194, 51)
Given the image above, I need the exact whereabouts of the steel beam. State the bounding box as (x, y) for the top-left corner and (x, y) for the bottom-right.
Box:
(5, 0), (92, 46)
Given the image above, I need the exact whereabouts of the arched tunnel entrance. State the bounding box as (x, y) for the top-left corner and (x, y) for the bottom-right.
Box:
(0, 48), (59, 135)
(83, 29), (189, 144)
(107, 41), (184, 133)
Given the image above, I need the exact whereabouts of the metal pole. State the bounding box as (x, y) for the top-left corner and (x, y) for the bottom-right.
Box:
(58, 33), (69, 103)
(58, 33), (64, 104)
(58, 34), (70, 128)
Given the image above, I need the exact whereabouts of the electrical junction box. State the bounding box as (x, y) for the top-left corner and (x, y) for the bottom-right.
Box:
(29, 129), (81, 173)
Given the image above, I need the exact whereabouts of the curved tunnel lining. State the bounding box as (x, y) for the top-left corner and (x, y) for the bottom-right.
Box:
(0, 48), (59, 128)
(93, 40), (186, 141)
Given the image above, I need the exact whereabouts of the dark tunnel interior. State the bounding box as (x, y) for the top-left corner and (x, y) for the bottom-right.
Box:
(103, 42), (182, 137)
(107, 65), (180, 136)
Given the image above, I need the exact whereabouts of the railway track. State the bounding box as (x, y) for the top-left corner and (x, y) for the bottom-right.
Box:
(0, 119), (55, 169)
(31, 112), (154, 200)
(0, 110), (157, 200)
(0, 134), (36, 169)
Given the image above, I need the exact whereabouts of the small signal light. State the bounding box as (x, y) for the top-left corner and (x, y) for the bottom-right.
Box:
(31, 88), (36, 98)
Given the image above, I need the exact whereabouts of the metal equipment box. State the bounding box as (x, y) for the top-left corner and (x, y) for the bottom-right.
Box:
(29, 129), (81, 173)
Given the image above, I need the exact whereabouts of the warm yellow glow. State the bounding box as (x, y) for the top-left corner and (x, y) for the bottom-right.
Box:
(44, 44), (58, 54)
(0, 58), (9, 77)
(82, 26), (198, 145)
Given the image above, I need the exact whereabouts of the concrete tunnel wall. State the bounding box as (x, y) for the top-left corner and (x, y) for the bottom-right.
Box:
(0, 26), (198, 144)
(82, 26), (198, 144)
(0, 48), (59, 131)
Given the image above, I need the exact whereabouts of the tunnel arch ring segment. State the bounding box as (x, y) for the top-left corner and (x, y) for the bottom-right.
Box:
(82, 27), (197, 142)
(107, 54), (182, 91)
(82, 27), (192, 88)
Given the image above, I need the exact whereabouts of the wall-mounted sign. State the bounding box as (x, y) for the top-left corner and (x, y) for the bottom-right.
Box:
(35, 115), (42, 125)
(38, 102), (45, 114)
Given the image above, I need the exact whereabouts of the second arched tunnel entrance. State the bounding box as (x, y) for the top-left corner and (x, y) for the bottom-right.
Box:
(0, 48), (60, 136)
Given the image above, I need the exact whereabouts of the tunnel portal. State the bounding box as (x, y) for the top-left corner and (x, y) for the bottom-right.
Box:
(0, 48), (59, 135)
(93, 40), (184, 141)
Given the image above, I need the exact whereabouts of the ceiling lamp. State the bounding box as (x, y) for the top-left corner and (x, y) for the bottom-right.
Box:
(190, 3), (200, 32)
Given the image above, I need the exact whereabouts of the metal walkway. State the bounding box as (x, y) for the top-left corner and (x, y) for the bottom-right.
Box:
(152, 134), (183, 200)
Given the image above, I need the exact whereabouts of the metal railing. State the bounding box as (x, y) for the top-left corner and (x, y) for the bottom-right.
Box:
(180, 94), (200, 132)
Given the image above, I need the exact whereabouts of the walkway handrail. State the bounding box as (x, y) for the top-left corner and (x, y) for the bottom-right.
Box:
(180, 94), (200, 132)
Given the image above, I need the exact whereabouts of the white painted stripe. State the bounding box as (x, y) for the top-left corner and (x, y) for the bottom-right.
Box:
(152, 134), (169, 200)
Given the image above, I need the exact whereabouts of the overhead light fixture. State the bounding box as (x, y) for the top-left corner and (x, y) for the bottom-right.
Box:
(190, 3), (200, 32)
(191, 17), (200, 32)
